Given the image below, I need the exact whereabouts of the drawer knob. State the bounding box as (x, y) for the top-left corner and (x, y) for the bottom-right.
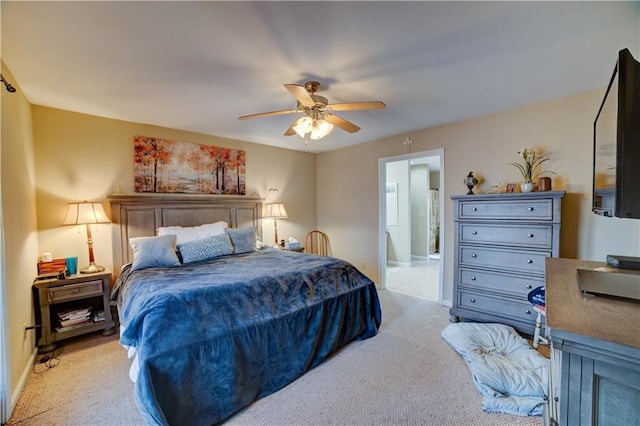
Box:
(472, 231), (478, 235)
(528, 207), (534, 211)
(471, 276), (477, 281)
(525, 310), (532, 315)
(527, 259), (533, 264)
(471, 254), (477, 258)
(526, 284), (532, 289)
(470, 299), (476, 303)
(472, 207), (478, 212)
(528, 233), (534, 238)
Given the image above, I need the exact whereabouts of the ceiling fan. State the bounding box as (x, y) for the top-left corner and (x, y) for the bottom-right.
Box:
(238, 81), (385, 142)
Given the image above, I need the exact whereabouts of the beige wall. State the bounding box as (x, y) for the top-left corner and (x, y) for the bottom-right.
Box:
(317, 89), (640, 302)
(1, 63), (40, 410)
(31, 106), (317, 271)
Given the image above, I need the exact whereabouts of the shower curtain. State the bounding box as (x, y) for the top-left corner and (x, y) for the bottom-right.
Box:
(429, 189), (439, 254)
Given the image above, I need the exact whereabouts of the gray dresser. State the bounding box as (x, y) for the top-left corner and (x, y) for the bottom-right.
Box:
(450, 191), (565, 336)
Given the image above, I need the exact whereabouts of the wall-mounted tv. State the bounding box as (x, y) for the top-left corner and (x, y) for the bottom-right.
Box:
(592, 48), (640, 218)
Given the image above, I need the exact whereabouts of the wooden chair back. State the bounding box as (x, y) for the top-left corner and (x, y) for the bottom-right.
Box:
(305, 230), (330, 256)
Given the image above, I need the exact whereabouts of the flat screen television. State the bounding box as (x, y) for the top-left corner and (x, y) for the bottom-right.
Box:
(592, 48), (640, 218)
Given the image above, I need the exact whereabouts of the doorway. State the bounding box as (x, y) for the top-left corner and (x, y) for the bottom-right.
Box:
(378, 149), (444, 303)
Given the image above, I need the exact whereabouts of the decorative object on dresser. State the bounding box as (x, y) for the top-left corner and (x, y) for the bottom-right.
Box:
(510, 148), (552, 192)
(263, 203), (288, 246)
(463, 171), (479, 195)
(32, 269), (115, 353)
(449, 191), (565, 336)
(61, 201), (110, 273)
(538, 176), (552, 192)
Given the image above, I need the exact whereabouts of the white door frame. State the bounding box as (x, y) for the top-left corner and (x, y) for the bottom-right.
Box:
(0, 193), (8, 424)
(378, 148), (445, 304)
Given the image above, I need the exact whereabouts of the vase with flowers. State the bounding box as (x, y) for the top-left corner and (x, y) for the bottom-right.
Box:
(510, 148), (551, 192)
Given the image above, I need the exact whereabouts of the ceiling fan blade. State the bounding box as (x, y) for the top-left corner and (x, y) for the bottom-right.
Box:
(238, 109), (297, 120)
(284, 84), (315, 107)
(327, 101), (386, 111)
(324, 114), (361, 133)
(284, 118), (298, 136)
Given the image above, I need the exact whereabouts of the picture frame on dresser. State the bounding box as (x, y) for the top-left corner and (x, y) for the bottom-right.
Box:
(449, 191), (565, 336)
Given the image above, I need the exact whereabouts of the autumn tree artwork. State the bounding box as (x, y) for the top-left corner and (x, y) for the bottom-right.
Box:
(134, 136), (246, 195)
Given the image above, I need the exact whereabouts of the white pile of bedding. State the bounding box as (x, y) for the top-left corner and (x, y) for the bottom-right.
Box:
(441, 322), (548, 416)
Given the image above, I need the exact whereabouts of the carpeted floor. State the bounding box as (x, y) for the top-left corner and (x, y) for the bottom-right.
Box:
(386, 259), (440, 301)
(8, 290), (544, 426)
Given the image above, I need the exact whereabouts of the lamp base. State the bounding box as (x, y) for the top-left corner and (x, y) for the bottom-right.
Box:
(80, 262), (105, 274)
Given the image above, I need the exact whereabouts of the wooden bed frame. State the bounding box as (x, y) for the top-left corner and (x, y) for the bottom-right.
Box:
(107, 194), (263, 274)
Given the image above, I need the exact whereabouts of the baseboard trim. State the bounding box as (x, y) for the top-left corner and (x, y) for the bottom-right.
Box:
(387, 260), (411, 267)
(9, 347), (37, 419)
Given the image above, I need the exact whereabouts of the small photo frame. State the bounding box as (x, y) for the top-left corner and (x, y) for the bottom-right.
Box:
(506, 183), (516, 193)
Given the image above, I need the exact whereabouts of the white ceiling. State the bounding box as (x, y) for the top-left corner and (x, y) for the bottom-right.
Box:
(2, 2), (638, 154)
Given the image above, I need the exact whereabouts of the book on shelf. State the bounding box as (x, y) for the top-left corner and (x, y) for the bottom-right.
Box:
(55, 320), (93, 333)
(56, 306), (92, 331)
(58, 307), (92, 320)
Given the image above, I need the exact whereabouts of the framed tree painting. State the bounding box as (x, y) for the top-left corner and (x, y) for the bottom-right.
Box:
(134, 136), (246, 195)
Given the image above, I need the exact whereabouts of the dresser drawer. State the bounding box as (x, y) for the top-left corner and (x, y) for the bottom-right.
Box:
(459, 246), (550, 274)
(49, 280), (103, 302)
(459, 223), (553, 248)
(459, 268), (545, 297)
(458, 199), (554, 221)
(459, 290), (537, 324)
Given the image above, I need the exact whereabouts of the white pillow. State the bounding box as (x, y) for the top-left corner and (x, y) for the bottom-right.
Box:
(157, 221), (228, 245)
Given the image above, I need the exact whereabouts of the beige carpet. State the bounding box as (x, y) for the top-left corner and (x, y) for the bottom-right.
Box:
(8, 290), (543, 426)
(386, 259), (440, 301)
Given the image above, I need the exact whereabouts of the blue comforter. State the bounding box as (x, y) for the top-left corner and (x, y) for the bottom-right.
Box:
(114, 248), (381, 425)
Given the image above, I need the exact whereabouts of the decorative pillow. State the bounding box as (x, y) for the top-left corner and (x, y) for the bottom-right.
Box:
(129, 234), (181, 271)
(157, 221), (228, 245)
(178, 233), (234, 264)
(225, 227), (257, 254)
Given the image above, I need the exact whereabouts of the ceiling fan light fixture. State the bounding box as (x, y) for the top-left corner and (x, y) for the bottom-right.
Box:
(310, 119), (334, 140)
(293, 116), (313, 137)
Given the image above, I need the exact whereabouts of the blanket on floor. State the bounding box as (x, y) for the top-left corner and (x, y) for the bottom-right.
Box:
(441, 322), (548, 416)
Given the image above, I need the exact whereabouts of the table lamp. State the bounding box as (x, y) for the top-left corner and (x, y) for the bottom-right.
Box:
(62, 201), (111, 273)
(263, 203), (287, 246)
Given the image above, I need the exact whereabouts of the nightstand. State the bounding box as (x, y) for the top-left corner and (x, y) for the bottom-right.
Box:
(33, 269), (116, 352)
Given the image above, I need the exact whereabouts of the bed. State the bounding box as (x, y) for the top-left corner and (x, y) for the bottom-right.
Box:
(108, 195), (382, 426)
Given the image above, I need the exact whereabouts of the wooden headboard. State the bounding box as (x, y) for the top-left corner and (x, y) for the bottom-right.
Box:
(108, 195), (263, 274)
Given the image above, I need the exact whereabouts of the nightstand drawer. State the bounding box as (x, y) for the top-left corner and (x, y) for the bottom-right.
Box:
(458, 199), (553, 220)
(459, 246), (550, 274)
(459, 223), (553, 248)
(49, 280), (103, 302)
(459, 290), (537, 323)
(459, 268), (545, 297)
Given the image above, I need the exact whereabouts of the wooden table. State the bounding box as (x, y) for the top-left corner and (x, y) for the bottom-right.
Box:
(545, 257), (640, 426)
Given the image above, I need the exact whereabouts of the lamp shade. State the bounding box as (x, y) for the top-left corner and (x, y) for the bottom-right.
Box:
(62, 201), (110, 225)
(263, 203), (288, 219)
